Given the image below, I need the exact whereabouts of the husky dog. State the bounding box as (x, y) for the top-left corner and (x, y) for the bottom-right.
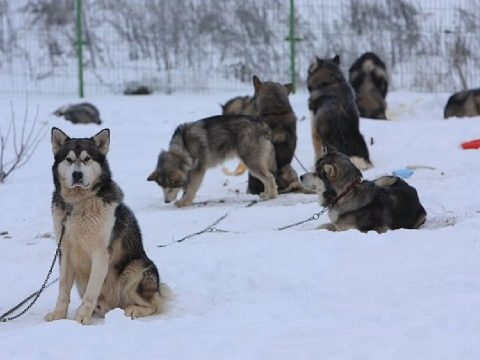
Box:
(47, 128), (168, 325)
(54, 102), (102, 125)
(307, 55), (372, 170)
(247, 76), (299, 194)
(349, 52), (389, 120)
(306, 149), (426, 233)
(147, 115), (278, 207)
(444, 88), (480, 118)
(221, 95), (256, 116)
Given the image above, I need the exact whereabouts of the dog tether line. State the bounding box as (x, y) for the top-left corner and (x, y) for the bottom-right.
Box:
(0, 208), (70, 323)
(158, 199), (261, 247)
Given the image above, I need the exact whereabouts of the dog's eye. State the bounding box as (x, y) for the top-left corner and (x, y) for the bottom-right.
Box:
(66, 158), (73, 164)
(83, 156), (91, 163)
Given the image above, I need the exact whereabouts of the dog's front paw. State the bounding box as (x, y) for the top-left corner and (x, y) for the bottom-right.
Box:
(75, 305), (93, 325)
(45, 310), (67, 322)
(317, 223), (337, 231)
(175, 198), (192, 208)
(259, 191), (277, 200)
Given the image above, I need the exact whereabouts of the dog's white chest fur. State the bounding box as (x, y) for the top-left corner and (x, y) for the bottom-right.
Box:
(56, 198), (116, 277)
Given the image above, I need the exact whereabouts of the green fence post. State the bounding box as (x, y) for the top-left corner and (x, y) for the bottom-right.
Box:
(76, 0), (84, 98)
(288, 0), (296, 93)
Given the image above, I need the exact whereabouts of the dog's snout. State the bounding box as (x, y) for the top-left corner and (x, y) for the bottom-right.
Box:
(72, 171), (83, 184)
(164, 199), (171, 204)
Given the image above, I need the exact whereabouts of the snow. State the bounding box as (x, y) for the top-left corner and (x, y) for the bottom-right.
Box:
(1, 90), (480, 359)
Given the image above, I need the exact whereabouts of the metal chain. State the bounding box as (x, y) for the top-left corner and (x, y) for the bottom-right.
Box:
(277, 207), (328, 231)
(158, 200), (260, 248)
(0, 209), (70, 323)
(293, 153), (309, 173)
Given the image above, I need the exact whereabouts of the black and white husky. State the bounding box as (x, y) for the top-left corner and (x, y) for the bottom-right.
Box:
(302, 149), (426, 233)
(47, 127), (169, 325)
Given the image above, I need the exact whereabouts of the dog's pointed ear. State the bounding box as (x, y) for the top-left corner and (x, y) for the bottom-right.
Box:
(92, 128), (110, 155)
(323, 164), (336, 178)
(253, 75), (262, 93)
(147, 170), (158, 182)
(332, 55), (340, 65)
(51, 127), (69, 155)
(316, 56), (323, 67)
(284, 83), (293, 95)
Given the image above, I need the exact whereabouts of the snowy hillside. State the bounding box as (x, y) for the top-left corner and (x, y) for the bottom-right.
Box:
(0, 90), (480, 359)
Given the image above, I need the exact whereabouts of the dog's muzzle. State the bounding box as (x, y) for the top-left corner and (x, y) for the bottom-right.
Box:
(72, 171), (83, 186)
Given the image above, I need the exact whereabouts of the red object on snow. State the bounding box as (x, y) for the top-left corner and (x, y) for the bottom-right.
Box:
(461, 139), (480, 150)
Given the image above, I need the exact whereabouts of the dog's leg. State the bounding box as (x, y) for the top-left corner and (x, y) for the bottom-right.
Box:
(45, 252), (75, 321)
(311, 111), (324, 163)
(350, 156), (372, 171)
(175, 168), (206, 208)
(75, 249), (109, 325)
(317, 223), (337, 231)
(254, 170), (278, 199)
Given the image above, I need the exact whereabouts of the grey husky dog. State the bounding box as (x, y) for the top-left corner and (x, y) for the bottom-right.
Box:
(308, 55), (372, 170)
(54, 102), (102, 125)
(247, 76), (300, 194)
(349, 52), (389, 120)
(147, 115), (278, 207)
(47, 128), (168, 325)
(444, 88), (480, 118)
(302, 149), (426, 233)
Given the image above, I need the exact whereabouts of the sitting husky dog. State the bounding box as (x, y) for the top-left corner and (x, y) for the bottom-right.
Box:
(147, 115), (278, 207)
(248, 76), (299, 194)
(54, 102), (102, 125)
(47, 128), (168, 325)
(349, 52), (389, 120)
(303, 149), (426, 233)
(444, 88), (480, 118)
(307, 55), (372, 170)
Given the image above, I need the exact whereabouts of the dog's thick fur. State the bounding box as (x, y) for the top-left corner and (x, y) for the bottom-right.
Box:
(247, 76), (299, 194)
(220, 96), (256, 176)
(444, 88), (480, 118)
(307, 150), (426, 233)
(307, 55), (372, 170)
(54, 102), (102, 125)
(148, 115), (278, 207)
(46, 128), (168, 325)
(349, 52), (389, 120)
(221, 95), (256, 116)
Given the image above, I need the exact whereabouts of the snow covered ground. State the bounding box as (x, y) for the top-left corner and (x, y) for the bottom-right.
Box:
(0, 90), (480, 359)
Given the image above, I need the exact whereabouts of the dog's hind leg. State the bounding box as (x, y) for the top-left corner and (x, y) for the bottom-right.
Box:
(122, 262), (169, 318)
(175, 168), (206, 208)
(247, 166), (277, 200)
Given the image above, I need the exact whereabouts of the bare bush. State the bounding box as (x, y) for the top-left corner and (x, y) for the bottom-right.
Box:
(0, 104), (47, 183)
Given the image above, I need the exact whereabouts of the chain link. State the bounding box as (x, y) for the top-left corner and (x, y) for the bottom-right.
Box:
(0, 209), (70, 323)
(277, 207), (328, 231)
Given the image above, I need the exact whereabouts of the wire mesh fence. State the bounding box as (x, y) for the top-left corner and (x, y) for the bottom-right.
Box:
(0, 0), (478, 96)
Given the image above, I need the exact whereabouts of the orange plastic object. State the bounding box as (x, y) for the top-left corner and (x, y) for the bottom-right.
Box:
(461, 139), (480, 150)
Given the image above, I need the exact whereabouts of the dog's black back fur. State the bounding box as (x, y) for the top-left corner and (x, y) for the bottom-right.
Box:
(444, 88), (480, 118)
(346, 179), (426, 232)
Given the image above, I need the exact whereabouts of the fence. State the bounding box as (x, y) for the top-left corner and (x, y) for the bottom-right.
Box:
(0, 0), (478, 97)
